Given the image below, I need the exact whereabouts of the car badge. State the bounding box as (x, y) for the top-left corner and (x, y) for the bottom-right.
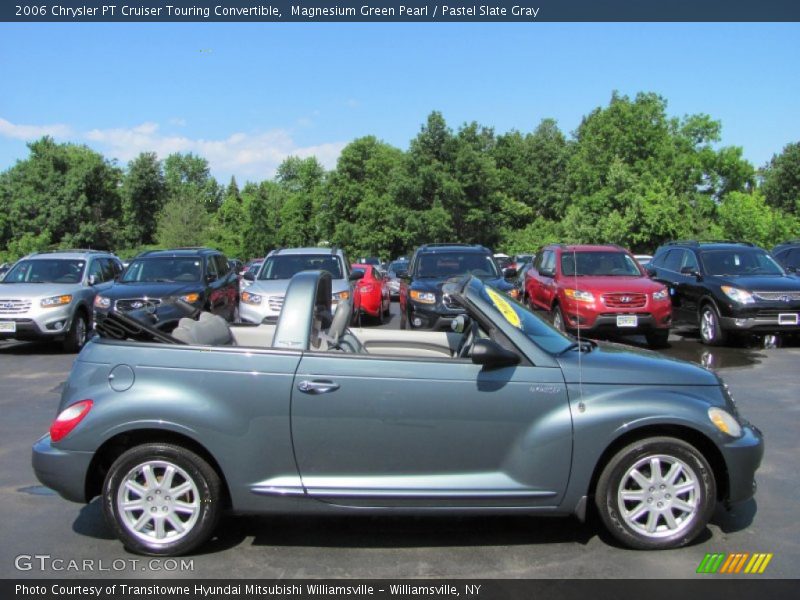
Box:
(2, 302), (13, 309)
(621, 296), (632, 303)
(781, 295), (791, 303)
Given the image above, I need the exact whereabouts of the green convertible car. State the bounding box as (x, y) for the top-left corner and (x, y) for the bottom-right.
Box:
(33, 270), (762, 555)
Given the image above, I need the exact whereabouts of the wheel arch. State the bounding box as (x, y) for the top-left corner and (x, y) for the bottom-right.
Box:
(586, 424), (729, 503)
(84, 428), (232, 508)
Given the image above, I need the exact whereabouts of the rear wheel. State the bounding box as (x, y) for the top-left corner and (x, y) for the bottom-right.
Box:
(699, 304), (727, 346)
(102, 443), (222, 556)
(62, 310), (89, 353)
(595, 436), (715, 550)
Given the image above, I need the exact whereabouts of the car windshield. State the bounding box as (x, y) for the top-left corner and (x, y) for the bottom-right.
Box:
(701, 250), (784, 276)
(259, 254), (343, 280)
(388, 261), (408, 275)
(3, 259), (86, 284)
(122, 257), (202, 283)
(469, 279), (572, 354)
(561, 251), (642, 276)
(417, 252), (500, 279)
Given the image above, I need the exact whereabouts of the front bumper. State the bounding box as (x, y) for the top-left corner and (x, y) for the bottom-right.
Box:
(408, 302), (464, 329)
(563, 311), (672, 333)
(721, 423), (764, 506)
(720, 312), (800, 334)
(32, 434), (95, 504)
(0, 305), (74, 340)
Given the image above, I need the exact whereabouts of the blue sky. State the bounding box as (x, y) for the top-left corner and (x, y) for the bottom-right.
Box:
(1, 23), (798, 183)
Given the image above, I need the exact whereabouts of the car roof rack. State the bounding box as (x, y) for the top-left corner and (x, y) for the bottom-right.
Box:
(664, 240), (754, 247)
(271, 247), (283, 256)
(39, 248), (107, 255)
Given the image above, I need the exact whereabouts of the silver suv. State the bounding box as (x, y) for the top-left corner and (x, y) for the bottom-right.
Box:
(240, 247), (353, 323)
(0, 249), (122, 351)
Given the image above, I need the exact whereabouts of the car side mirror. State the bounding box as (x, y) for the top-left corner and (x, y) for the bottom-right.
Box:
(206, 273), (218, 283)
(680, 266), (701, 278)
(503, 267), (517, 279)
(349, 271), (364, 282)
(645, 266), (657, 278)
(87, 274), (99, 286)
(471, 339), (520, 369)
(243, 271), (255, 281)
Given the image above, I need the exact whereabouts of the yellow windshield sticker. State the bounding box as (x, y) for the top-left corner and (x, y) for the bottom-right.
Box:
(486, 288), (522, 329)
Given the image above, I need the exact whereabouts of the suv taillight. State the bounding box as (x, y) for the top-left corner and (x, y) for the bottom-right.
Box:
(50, 400), (93, 442)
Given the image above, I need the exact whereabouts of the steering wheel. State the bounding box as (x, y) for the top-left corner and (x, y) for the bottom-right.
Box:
(456, 320), (480, 359)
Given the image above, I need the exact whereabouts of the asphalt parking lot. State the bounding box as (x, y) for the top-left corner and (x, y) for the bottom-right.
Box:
(1, 303), (798, 579)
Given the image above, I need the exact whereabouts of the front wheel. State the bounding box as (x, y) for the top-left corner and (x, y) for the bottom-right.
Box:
(595, 437), (716, 550)
(102, 443), (222, 556)
(551, 304), (566, 332)
(699, 304), (727, 346)
(62, 311), (89, 353)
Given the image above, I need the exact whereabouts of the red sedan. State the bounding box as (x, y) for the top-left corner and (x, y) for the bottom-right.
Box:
(351, 263), (391, 324)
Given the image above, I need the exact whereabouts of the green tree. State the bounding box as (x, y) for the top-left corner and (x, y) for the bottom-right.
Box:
(209, 177), (244, 258)
(155, 193), (210, 248)
(761, 142), (800, 214)
(120, 152), (166, 248)
(163, 153), (221, 212)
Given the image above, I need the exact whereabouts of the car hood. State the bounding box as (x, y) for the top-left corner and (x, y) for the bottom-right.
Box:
(413, 276), (514, 294)
(713, 274), (800, 291)
(101, 281), (201, 299)
(0, 282), (84, 299)
(561, 275), (664, 293)
(248, 278), (350, 295)
(557, 341), (718, 386)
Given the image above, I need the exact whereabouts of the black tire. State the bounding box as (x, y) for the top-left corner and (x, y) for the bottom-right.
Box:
(376, 305), (386, 325)
(551, 304), (566, 332)
(595, 436), (716, 550)
(699, 303), (727, 346)
(645, 329), (670, 348)
(102, 443), (222, 556)
(62, 310), (89, 353)
(400, 307), (408, 330)
(383, 298), (391, 317)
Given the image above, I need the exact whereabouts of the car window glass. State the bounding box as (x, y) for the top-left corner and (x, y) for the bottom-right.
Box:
(788, 248), (800, 267)
(87, 260), (104, 281)
(541, 251), (555, 275)
(206, 257), (218, 279)
(416, 252), (499, 279)
(99, 258), (115, 281)
(663, 250), (684, 272)
(217, 255), (230, 275)
(700, 250), (784, 276)
(122, 258), (202, 283)
(259, 254), (344, 280)
(681, 251), (699, 271)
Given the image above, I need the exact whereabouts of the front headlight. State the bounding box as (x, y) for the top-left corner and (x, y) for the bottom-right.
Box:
(653, 288), (669, 301)
(93, 295), (111, 309)
(410, 290), (436, 304)
(564, 288), (594, 303)
(708, 407), (743, 437)
(507, 288), (520, 299)
(721, 286), (755, 304)
(179, 293), (201, 304)
(332, 291), (350, 302)
(41, 295), (72, 308)
(241, 291), (262, 305)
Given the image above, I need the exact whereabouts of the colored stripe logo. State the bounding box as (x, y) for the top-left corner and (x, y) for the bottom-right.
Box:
(697, 553), (773, 574)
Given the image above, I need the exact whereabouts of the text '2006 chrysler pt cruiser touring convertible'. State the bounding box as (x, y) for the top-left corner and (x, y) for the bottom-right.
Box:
(33, 270), (763, 555)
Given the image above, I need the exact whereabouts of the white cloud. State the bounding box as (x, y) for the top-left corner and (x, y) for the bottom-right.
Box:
(0, 117), (72, 140)
(83, 121), (346, 178)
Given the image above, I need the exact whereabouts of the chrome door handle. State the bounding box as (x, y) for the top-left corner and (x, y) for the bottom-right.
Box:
(297, 380), (340, 394)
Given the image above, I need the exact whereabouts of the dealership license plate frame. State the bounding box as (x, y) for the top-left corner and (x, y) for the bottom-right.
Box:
(778, 313), (798, 325)
(0, 321), (16, 333)
(616, 315), (638, 328)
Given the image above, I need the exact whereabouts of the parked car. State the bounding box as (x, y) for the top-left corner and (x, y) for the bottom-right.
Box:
(510, 261), (534, 303)
(0, 249), (122, 351)
(33, 269), (763, 555)
(0, 262), (11, 280)
(239, 258), (264, 292)
(771, 240), (800, 274)
(494, 253), (513, 270)
(350, 263), (391, 324)
(356, 256), (382, 267)
(648, 241), (800, 345)
(525, 244), (672, 347)
(239, 247), (355, 324)
(386, 258), (409, 299)
(634, 254), (654, 268)
(511, 254), (534, 271)
(93, 248), (238, 331)
(400, 243), (516, 330)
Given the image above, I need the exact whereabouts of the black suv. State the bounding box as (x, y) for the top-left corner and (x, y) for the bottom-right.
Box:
(772, 240), (800, 274)
(399, 243), (516, 329)
(648, 241), (800, 345)
(94, 248), (239, 330)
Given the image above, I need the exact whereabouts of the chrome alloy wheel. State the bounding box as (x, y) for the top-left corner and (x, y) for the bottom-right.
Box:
(75, 316), (87, 347)
(117, 460), (200, 545)
(617, 454), (701, 538)
(701, 309), (716, 342)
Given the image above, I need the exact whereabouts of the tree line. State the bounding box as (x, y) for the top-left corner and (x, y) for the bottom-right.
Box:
(1, 91), (798, 264)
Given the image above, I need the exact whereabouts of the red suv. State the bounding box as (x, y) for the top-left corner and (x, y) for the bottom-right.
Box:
(525, 244), (672, 347)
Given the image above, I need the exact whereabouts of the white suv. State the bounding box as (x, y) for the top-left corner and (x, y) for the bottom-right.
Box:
(239, 247), (353, 324)
(0, 250), (122, 351)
